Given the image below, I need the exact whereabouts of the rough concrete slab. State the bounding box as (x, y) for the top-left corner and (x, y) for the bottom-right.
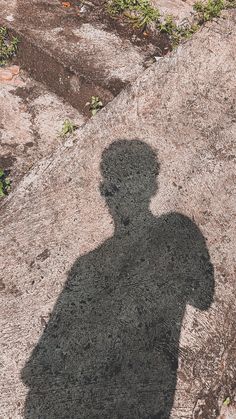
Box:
(0, 0), (170, 113)
(1, 11), (236, 419)
(0, 69), (85, 189)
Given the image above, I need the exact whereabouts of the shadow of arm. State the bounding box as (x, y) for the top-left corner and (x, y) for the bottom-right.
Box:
(182, 215), (214, 311)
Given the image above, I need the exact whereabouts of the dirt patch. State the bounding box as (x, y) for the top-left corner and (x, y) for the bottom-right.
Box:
(0, 154), (16, 170)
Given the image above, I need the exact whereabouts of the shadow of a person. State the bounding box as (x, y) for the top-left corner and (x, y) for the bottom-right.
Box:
(21, 140), (214, 419)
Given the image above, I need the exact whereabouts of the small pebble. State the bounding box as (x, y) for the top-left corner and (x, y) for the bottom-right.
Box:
(6, 14), (14, 22)
(8, 65), (20, 75)
(0, 69), (13, 81)
(0, 66), (24, 85)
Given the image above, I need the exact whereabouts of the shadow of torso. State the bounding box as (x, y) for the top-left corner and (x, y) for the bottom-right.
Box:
(22, 212), (214, 419)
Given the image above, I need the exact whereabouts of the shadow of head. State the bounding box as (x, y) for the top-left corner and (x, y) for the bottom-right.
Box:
(100, 140), (160, 222)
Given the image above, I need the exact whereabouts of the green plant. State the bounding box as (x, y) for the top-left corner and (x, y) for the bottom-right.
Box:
(60, 119), (78, 137)
(107, 0), (160, 29)
(158, 0), (229, 47)
(193, 0), (225, 22)
(158, 15), (177, 34)
(158, 15), (199, 46)
(226, 0), (236, 7)
(223, 397), (231, 406)
(168, 0), (229, 46)
(0, 27), (19, 66)
(107, 0), (235, 48)
(0, 168), (11, 197)
(87, 96), (103, 116)
(107, 0), (201, 45)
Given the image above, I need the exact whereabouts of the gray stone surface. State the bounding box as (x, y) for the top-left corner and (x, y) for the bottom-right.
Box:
(1, 11), (236, 419)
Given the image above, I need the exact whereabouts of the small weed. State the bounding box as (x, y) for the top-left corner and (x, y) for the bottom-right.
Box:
(193, 0), (225, 22)
(158, 15), (177, 34)
(107, 0), (199, 45)
(0, 168), (11, 198)
(223, 396), (231, 406)
(226, 0), (236, 7)
(60, 119), (78, 137)
(107, 0), (160, 29)
(87, 96), (103, 116)
(107, 0), (235, 48)
(159, 15), (199, 46)
(158, 0), (231, 47)
(193, 0), (226, 22)
(0, 27), (19, 66)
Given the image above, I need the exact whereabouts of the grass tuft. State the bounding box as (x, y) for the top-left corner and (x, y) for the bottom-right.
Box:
(107, 0), (160, 29)
(0, 168), (11, 198)
(0, 27), (19, 66)
(107, 0), (235, 47)
(60, 120), (78, 137)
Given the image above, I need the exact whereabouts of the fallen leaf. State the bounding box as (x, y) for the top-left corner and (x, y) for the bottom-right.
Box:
(62, 2), (71, 7)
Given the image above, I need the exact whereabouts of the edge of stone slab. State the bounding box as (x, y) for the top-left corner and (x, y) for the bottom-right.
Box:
(0, 17), (122, 115)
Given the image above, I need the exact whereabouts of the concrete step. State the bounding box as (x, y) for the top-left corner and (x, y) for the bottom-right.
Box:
(0, 0), (194, 114)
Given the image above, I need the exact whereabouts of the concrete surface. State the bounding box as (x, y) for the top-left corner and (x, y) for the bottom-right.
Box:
(0, 69), (85, 189)
(0, 10), (236, 419)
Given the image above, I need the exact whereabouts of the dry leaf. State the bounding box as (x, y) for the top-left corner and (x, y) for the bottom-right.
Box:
(62, 2), (71, 7)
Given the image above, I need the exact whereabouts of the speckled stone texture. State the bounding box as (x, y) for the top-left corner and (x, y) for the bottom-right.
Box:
(0, 11), (236, 419)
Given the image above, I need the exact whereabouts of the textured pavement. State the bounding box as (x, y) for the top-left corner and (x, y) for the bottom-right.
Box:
(0, 9), (236, 419)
